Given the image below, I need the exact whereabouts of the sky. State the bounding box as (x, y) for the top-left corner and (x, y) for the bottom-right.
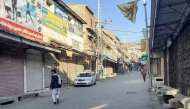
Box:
(63, 0), (151, 43)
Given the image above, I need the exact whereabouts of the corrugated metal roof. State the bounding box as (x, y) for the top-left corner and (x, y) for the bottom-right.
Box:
(150, 0), (190, 52)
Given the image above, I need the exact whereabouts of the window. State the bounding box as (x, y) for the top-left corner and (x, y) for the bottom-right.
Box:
(78, 73), (92, 77)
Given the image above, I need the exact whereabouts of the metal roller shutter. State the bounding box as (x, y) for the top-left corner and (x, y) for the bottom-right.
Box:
(105, 61), (112, 76)
(109, 62), (113, 74)
(26, 50), (43, 92)
(58, 59), (68, 85)
(77, 57), (84, 76)
(0, 44), (24, 97)
(69, 55), (77, 83)
(44, 53), (55, 88)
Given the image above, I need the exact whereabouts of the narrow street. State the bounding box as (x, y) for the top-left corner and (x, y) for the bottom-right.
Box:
(1, 71), (162, 109)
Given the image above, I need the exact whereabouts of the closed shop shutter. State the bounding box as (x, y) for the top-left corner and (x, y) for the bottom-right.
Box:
(106, 61), (112, 76)
(77, 57), (84, 76)
(26, 50), (43, 92)
(0, 44), (24, 97)
(58, 59), (68, 85)
(91, 61), (96, 72)
(69, 55), (77, 83)
(109, 62), (113, 74)
(44, 53), (55, 88)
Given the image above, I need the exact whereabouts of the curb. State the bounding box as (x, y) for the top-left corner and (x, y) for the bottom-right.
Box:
(0, 93), (39, 106)
(0, 85), (72, 106)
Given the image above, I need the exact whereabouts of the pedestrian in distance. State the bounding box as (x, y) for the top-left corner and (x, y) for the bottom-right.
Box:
(50, 69), (62, 104)
(138, 67), (141, 75)
(141, 68), (146, 82)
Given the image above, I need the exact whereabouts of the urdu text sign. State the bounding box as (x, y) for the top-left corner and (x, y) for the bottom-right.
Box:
(141, 39), (148, 52)
(42, 6), (67, 37)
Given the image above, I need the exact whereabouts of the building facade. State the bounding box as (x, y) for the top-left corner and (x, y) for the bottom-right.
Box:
(68, 4), (98, 73)
(0, 0), (85, 96)
(150, 0), (190, 96)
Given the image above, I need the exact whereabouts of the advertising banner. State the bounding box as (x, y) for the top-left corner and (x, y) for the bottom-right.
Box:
(72, 38), (82, 51)
(68, 14), (82, 37)
(54, 4), (68, 21)
(0, 17), (43, 41)
(141, 39), (148, 52)
(43, 26), (72, 46)
(66, 50), (73, 58)
(0, 0), (43, 41)
(30, 0), (47, 7)
(42, 6), (67, 37)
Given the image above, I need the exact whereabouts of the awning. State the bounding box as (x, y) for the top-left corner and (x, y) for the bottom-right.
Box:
(102, 55), (117, 63)
(105, 58), (117, 63)
(102, 55), (109, 60)
(0, 30), (61, 53)
(150, 0), (190, 52)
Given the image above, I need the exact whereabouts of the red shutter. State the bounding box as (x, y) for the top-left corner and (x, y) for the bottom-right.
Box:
(0, 44), (24, 97)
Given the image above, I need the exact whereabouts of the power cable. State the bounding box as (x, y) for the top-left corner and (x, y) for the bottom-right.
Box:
(105, 0), (126, 30)
(104, 29), (142, 33)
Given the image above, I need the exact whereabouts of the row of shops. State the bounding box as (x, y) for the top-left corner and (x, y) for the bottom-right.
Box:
(0, 0), (127, 97)
(150, 0), (190, 97)
(0, 37), (125, 97)
(0, 37), (98, 97)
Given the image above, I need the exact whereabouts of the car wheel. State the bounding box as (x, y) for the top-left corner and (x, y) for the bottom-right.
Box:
(94, 81), (96, 85)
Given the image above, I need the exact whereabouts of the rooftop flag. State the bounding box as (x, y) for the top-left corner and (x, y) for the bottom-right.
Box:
(117, 0), (138, 23)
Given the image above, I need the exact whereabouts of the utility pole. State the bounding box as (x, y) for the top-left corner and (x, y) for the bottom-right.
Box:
(121, 36), (127, 74)
(97, 0), (102, 80)
(96, 0), (112, 80)
(142, 0), (152, 87)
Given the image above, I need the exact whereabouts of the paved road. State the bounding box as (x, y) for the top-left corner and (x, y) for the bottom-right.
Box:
(1, 71), (162, 109)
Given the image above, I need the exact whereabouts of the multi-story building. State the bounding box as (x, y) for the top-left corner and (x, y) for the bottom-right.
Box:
(102, 30), (129, 76)
(68, 4), (98, 72)
(121, 43), (144, 70)
(0, 0), (85, 97)
(101, 30), (118, 78)
(67, 4), (128, 77)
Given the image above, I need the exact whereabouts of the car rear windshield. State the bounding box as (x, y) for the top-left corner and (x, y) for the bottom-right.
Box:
(78, 73), (92, 77)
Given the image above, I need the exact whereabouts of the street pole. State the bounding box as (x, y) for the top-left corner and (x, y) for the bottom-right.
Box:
(142, 0), (152, 87)
(97, 0), (112, 80)
(121, 36), (127, 74)
(98, 0), (103, 80)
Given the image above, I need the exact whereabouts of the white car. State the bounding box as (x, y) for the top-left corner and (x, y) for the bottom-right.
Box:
(74, 72), (97, 86)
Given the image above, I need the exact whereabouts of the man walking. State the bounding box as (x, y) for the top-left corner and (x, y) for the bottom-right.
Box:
(141, 67), (146, 82)
(50, 69), (62, 104)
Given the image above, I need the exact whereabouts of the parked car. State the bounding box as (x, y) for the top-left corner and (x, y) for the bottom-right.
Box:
(74, 72), (96, 86)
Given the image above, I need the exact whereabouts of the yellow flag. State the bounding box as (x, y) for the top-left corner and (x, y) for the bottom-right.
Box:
(66, 50), (73, 58)
(117, 1), (138, 23)
(141, 39), (148, 52)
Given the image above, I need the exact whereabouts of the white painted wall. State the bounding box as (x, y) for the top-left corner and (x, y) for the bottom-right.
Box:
(68, 31), (83, 52)
(43, 26), (72, 46)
